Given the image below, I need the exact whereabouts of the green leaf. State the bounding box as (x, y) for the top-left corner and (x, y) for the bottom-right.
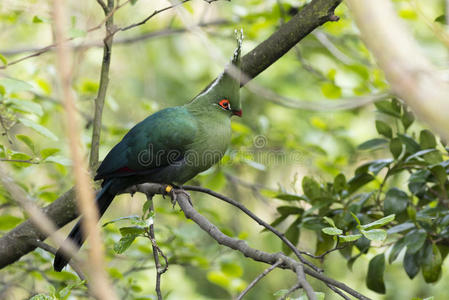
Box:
(19, 118), (58, 141)
(419, 130), (436, 149)
(384, 188), (408, 215)
(7, 98), (43, 116)
(351, 212), (361, 226)
(398, 134), (420, 154)
(389, 138), (403, 159)
(375, 120), (393, 138)
(130, 0), (139, 4)
(32, 16), (43, 23)
(119, 226), (145, 236)
(114, 235), (137, 254)
(435, 14), (446, 23)
(221, 261), (243, 277)
(389, 237), (407, 264)
(268, 215), (288, 229)
(357, 138), (388, 150)
(276, 206), (303, 216)
(275, 193), (305, 201)
(403, 250), (421, 279)
(283, 218), (301, 254)
(430, 165), (447, 186)
(347, 173), (374, 194)
(404, 229), (426, 254)
(361, 214), (395, 230)
(366, 254), (386, 294)
(0, 77), (33, 93)
(207, 271), (230, 288)
(375, 100), (401, 117)
(301, 176), (323, 201)
(355, 236), (371, 253)
(401, 109), (415, 130)
(339, 234), (362, 242)
(421, 243), (442, 283)
(0, 53), (7, 66)
(16, 134), (35, 153)
(323, 216), (336, 227)
(333, 173), (346, 193)
(322, 227), (342, 236)
(44, 155), (71, 166)
(368, 159), (393, 175)
(40, 148), (60, 159)
(361, 229), (387, 241)
(0, 215), (23, 230)
(321, 82), (342, 99)
(387, 222), (414, 234)
(102, 215), (140, 227)
(316, 232), (335, 255)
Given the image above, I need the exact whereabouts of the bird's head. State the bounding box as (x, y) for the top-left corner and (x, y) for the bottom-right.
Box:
(189, 30), (243, 117)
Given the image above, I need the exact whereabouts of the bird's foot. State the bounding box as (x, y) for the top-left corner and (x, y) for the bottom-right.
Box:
(164, 185), (192, 208)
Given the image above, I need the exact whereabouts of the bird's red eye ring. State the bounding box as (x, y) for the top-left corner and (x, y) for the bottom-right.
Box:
(219, 99), (230, 110)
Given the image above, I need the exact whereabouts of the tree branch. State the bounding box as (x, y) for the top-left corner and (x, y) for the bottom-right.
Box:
(236, 259), (282, 300)
(240, 0), (342, 86)
(89, 0), (115, 170)
(182, 185), (319, 272)
(0, 0), (343, 270)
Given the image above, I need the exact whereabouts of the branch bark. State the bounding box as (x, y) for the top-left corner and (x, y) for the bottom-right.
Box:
(89, 0), (115, 170)
(0, 0), (342, 269)
(240, 0), (342, 86)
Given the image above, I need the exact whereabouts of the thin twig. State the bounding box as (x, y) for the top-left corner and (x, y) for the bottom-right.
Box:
(144, 193), (168, 300)
(182, 185), (320, 272)
(312, 31), (353, 65)
(118, 0), (191, 32)
(0, 20), (229, 56)
(279, 284), (301, 300)
(89, 0), (115, 170)
(0, 0), (131, 70)
(96, 0), (108, 14)
(326, 283), (350, 300)
(236, 259), (283, 300)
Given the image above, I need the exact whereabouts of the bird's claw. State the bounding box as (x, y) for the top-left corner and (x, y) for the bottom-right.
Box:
(164, 185), (192, 208)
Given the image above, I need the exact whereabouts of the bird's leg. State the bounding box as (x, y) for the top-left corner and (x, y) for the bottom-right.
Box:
(164, 185), (192, 208)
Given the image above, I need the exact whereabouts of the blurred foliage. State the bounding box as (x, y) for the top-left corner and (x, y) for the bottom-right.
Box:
(1, 0), (449, 299)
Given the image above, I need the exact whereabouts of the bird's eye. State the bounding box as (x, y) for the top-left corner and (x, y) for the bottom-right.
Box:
(218, 99), (231, 110)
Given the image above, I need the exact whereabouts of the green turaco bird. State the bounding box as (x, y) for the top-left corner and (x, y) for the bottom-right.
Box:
(53, 33), (243, 271)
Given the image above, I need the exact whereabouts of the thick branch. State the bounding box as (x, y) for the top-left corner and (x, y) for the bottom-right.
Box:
(240, 0), (342, 86)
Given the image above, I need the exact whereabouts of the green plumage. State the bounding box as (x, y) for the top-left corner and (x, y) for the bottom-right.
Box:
(53, 32), (244, 271)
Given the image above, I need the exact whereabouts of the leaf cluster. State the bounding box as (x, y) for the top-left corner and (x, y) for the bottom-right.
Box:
(269, 99), (449, 294)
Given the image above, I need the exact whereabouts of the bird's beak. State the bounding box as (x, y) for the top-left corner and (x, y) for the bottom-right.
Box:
(232, 110), (242, 117)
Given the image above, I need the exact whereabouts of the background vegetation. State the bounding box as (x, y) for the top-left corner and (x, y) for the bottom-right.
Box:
(1, 0), (449, 299)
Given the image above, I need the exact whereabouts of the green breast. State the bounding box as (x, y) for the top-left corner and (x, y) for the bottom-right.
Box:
(187, 111), (231, 173)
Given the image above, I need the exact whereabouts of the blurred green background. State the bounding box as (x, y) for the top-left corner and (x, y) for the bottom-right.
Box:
(1, 0), (449, 299)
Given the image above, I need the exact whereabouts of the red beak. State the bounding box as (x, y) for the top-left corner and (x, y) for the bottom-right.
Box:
(233, 110), (242, 117)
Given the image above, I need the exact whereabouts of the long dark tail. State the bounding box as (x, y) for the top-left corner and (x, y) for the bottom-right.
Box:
(53, 180), (115, 271)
